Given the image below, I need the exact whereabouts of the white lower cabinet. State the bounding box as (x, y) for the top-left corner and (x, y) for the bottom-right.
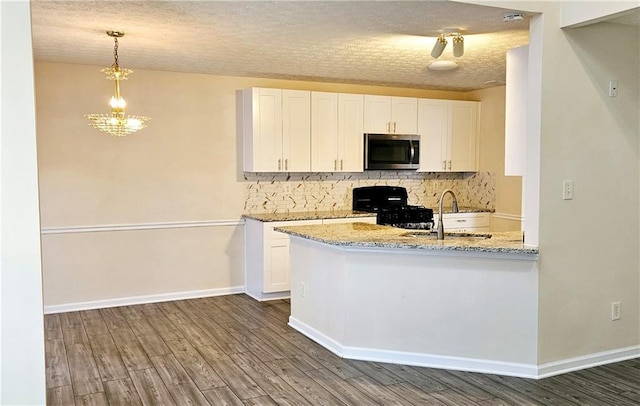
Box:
(245, 216), (377, 300)
(433, 212), (491, 232)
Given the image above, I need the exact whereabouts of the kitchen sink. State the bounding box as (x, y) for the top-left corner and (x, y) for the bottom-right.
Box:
(402, 231), (492, 240)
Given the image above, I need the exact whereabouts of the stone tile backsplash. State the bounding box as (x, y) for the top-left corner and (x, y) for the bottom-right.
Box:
(244, 171), (495, 213)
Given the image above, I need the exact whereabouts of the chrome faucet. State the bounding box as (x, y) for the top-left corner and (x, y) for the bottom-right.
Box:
(437, 189), (459, 240)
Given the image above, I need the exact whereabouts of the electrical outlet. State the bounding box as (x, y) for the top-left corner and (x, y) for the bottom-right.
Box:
(609, 80), (618, 97)
(611, 301), (621, 321)
(562, 180), (574, 200)
(300, 281), (306, 298)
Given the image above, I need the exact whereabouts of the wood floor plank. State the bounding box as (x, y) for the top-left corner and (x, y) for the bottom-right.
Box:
(202, 386), (244, 406)
(110, 328), (153, 371)
(137, 332), (172, 357)
(130, 368), (177, 406)
(165, 380), (212, 405)
(306, 367), (379, 405)
(266, 359), (346, 406)
(345, 360), (404, 386)
(59, 311), (84, 328)
(137, 302), (164, 317)
(66, 342), (104, 397)
(99, 307), (130, 330)
(128, 318), (159, 337)
(252, 327), (322, 370)
(485, 374), (577, 406)
(45, 338), (72, 388)
(477, 398), (517, 406)
(346, 375), (414, 406)
(87, 333), (129, 381)
(447, 370), (540, 406)
(166, 338), (227, 391)
(47, 385), (75, 406)
(81, 317), (109, 337)
(417, 367), (494, 402)
(386, 382), (448, 405)
(230, 351), (312, 406)
(280, 333), (363, 380)
(147, 314), (184, 342)
(151, 353), (194, 386)
(197, 344), (267, 400)
(45, 314), (64, 341)
(163, 311), (215, 347)
(119, 305), (145, 321)
(220, 323), (286, 362)
(75, 391), (109, 406)
(548, 372), (640, 406)
(429, 389), (480, 406)
(104, 378), (143, 406)
(378, 363), (446, 393)
(62, 325), (89, 345)
(193, 316), (249, 354)
(243, 395), (279, 405)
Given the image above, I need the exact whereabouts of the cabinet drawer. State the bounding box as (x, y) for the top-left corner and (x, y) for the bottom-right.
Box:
(435, 213), (491, 230)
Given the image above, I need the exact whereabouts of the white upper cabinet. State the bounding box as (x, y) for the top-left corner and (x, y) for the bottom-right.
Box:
(243, 88), (310, 172)
(364, 95), (417, 134)
(338, 93), (364, 172)
(311, 92), (364, 172)
(418, 99), (479, 172)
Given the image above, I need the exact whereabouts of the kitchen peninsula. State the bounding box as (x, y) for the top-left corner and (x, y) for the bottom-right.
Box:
(276, 222), (541, 378)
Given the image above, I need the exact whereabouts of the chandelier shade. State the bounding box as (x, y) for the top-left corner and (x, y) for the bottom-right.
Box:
(85, 31), (149, 137)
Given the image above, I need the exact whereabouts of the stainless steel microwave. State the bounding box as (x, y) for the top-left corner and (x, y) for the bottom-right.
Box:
(364, 133), (420, 170)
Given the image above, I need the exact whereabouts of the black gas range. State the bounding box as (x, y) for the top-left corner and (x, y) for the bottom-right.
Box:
(352, 186), (434, 230)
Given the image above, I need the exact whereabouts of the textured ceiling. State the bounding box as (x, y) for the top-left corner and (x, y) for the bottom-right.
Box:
(30, 1), (536, 91)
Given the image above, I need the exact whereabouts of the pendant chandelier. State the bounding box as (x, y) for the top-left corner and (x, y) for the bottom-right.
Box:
(86, 31), (149, 137)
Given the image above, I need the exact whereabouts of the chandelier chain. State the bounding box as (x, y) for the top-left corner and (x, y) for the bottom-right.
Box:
(113, 37), (119, 68)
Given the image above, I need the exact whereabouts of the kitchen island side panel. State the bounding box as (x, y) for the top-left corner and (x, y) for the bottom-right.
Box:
(288, 236), (538, 368)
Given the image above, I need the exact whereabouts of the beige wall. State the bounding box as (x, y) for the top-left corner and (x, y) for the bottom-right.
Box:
(471, 86), (523, 231)
(36, 62), (494, 308)
(533, 14), (640, 362)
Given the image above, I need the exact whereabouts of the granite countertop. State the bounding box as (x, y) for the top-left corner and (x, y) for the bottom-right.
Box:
(275, 222), (538, 255)
(242, 210), (376, 222)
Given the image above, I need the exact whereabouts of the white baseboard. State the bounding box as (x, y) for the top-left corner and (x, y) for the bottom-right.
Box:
(288, 316), (640, 379)
(289, 317), (538, 378)
(245, 291), (291, 302)
(44, 286), (245, 314)
(537, 345), (640, 378)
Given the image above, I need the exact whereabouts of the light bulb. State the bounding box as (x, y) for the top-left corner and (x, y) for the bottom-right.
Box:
(431, 35), (447, 58)
(453, 35), (464, 57)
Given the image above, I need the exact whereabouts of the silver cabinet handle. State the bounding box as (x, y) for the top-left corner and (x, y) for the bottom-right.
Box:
(456, 219), (467, 222)
(393, 122), (397, 133)
(285, 159), (288, 171)
(278, 159), (282, 171)
(340, 159), (343, 171)
(387, 122), (390, 132)
(442, 161), (447, 170)
(448, 160), (452, 170)
(334, 159), (337, 171)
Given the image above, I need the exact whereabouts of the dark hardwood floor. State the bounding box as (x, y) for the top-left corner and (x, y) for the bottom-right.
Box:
(45, 294), (640, 405)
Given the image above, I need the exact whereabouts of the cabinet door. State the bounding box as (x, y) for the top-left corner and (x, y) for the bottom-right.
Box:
(243, 88), (282, 172)
(282, 90), (311, 172)
(449, 101), (478, 172)
(364, 95), (392, 133)
(417, 99), (448, 172)
(311, 92), (338, 172)
(392, 97), (418, 134)
(337, 93), (364, 172)
(267, 240), (291, 293)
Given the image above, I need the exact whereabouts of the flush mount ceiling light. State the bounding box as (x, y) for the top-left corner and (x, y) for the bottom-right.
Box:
(86, 31), (150, 137)
(428, 60), (459, 71)
(430, 30), (464, 59)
